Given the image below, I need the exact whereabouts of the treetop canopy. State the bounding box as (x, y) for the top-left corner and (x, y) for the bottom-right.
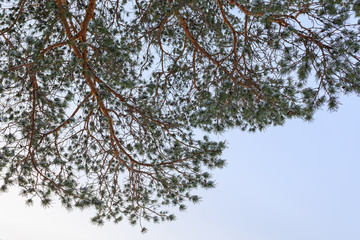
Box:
(0, 0), (359, 230)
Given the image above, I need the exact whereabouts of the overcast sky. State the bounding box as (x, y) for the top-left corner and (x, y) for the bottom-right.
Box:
(0, 94), (359, 240)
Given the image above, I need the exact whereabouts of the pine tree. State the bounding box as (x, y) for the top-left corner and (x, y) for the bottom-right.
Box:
(0, 0), (359, 228)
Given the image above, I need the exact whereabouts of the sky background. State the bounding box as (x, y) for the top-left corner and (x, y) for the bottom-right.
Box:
(0, 94), (359, 240)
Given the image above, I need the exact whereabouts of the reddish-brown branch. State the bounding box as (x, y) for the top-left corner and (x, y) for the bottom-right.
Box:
(40, 42), (68, 56)
(0, 0), (27, 35)
(78, 0), (96, 40)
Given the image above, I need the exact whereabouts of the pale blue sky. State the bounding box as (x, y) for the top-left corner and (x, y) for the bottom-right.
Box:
(1, 94), (360, 240)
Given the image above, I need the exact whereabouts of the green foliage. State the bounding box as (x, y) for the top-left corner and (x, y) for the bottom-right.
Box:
(0, 0), (359, 229)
